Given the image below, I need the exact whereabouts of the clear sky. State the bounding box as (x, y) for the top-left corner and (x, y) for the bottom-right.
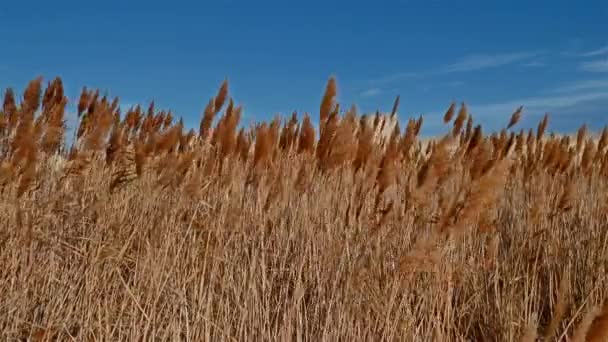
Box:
(1, 0), (607, 136)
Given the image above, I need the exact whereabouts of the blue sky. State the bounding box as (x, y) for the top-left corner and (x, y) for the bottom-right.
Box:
(1, 0), (607, 136)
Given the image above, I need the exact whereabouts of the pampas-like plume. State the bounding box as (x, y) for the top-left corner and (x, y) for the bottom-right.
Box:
(319, 116), (357, 172)
(464, 115), (474, 141)
(413, 136), (452, 206)
(211, 99), (233, 147)
(391, 95), (400, 118)
(414, 115), (424, 136)
(3, 88), (17, 129)
(316, 108), (339, 166)
(109, 143), (137, 192)
(466, 125), (483, 157)
(587, 300), (608, 342)
(22, 77), (43, 116)
(353, 119), (374, 172)
(399, 118), (417, 159)
(253, 123), (272, 172)
(155, 122), (182, 154)
(106, 124), (124, 166)
(443, 102), (456, 124)
(376, 136), (399, 198)
(448, 158), (510, 236)
(320, 76), (337, 129)
(576, 124), (587, 153)
(41, 96), (67, 154)
(452, 103), (468, 137)
(214, 79), (229, 112)
(199, 98), (216, 140)
(537, 113), (549, 140)
(581, 139), (595, 174)
(598, 126), (608, 153)
(298, 113), (315, 154)
(219, 104), (242, 160)
(236, 128), (250, 162)
(507, 105), (523, 129)
(268, 115), (281, 153)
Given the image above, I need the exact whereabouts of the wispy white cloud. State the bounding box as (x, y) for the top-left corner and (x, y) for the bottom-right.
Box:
(371, 71), (420, 84)
(370, 51), (541, 85)
(579, 45), (608, 57)
(469, 92), (608, 119)
(447, 81), (465, 87)
(553, 79), (608, 93)
(440, 51), (540, 73)
(580, 59), (608, 72)
(423, 88), (608, 133)
(522, 60), (545, 67)
(361, 88), (382, 97)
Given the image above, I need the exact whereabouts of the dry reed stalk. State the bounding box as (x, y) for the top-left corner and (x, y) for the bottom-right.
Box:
(236, 128), (250, 162)
(21, 77), (43, 116)
(155, 124), (182, 154)
(399, 118), (418, 161)
(571, 306), (599, 342)
(252, 123), (272, 173)
(452, 103), (467, 137)
(555, 180), (575, 214)
(597, 126), (608, 154)
(412, 136), (452, 207)
(200, 99), (216, 140)
(218, 103), (242, 160)
(320, 76), (337, 130)
(106, 124), (124, 166)
(41, 96), (67, 154)
(448, 158), (510, 236)
(520, 314), (538, 342)
(109, 143), (137, 192)
(544, 273), (570, 340)
(537, 113), (549, 140)
(268, 115), (281, 155)
(465, 125), (483, 157)
(319, 117), (357, 172)
(587, 300), (608, 342)
(414, 115), (424, 135)
(507, 106), (523, 129)
(375, 137), (399, 198)
(3, 88), (18, 130)
(279, 112), (298, 151)
(298, 113), (315, 154)
(316, 109), (339, 166)
(581, 138), (595, 174)
(214, 79), (229, 112)
(443, 102), (456, 124)
(390, 95), (400, 117)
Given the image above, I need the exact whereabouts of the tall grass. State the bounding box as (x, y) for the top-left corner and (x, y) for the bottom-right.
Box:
(1, 76), (608, 341)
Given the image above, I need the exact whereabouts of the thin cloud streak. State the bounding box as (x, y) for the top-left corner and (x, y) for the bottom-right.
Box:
(370, 51), (541, 85)
(553, 79), (608, 93)
(580, 59), (608, 72)
(522, 60), (545, 67)
(469, 92), (608, 119)
(579, 45), (608, 57)
(424, 91), (608, 128)
(440, 51), (540, 73)
(360, 88), (382, 98)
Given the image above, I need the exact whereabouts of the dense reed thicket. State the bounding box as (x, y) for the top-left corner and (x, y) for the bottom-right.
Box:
(1, 76), (608, 341)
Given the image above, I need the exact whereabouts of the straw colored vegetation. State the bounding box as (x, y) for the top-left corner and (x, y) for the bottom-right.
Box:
(1, 76), (608, 341)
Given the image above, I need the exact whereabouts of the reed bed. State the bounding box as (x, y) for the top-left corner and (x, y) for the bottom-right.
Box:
(1, 76), (608, 341)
